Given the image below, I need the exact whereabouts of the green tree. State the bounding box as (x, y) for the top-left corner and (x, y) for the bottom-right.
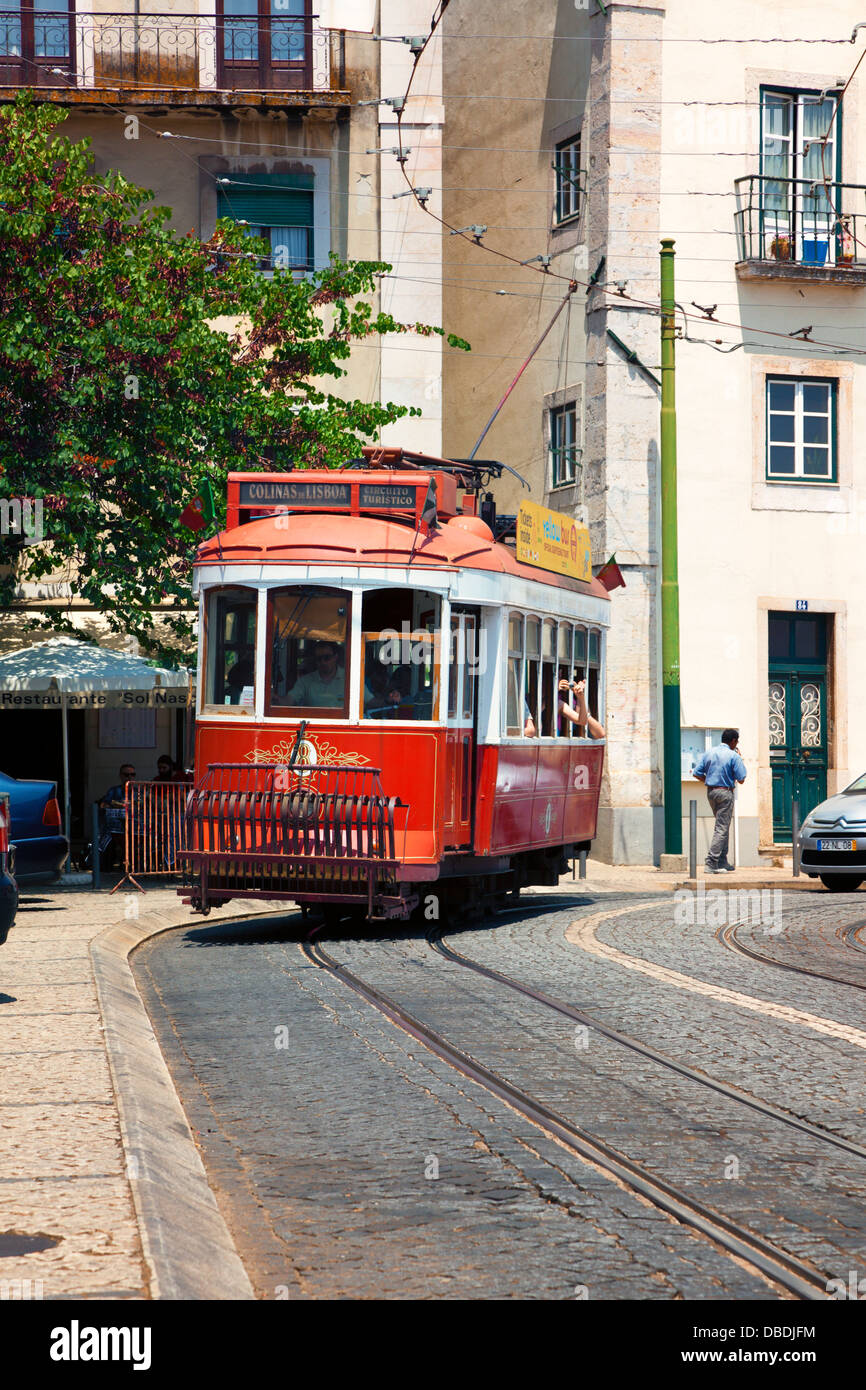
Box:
(0, 96), (468, 662)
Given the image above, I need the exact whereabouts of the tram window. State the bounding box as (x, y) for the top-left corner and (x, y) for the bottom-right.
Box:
(204, 588), (257, 709)
(462, 615), (477, 720)
(588, 629), (601, 723)
(447, 622), (459, 719)
(558, 622), (572, 663)
(267, 586), (349, 715)
(525, 618), (541, 734)
(361, 589), (440, 721)
(506, 613), (523, 736)
(540, 619), (557, 736)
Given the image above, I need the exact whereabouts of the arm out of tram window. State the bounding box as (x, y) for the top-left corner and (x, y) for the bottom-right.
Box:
(558, 679), (605, 739)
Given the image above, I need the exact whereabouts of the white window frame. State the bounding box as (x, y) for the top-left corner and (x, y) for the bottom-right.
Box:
(766, 376), (835, 483)
(549, 400), (581, 488)
(554, 135), (582, 224)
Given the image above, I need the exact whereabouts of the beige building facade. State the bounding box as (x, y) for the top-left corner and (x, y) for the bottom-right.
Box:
(442, 0), (866, 865)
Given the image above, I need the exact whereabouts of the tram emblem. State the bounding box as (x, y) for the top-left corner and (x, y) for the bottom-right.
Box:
(245, 734), (371, 769)
(544, 800), (553, 835)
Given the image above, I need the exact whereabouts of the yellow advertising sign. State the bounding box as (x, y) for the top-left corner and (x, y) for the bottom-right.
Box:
(516, 501), (592, 581)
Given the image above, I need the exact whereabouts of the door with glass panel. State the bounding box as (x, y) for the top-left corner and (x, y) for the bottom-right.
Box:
(218, 0), (308, 90)
(761, 89), (840, 265)
(0, 1), (73, 84)
(768, 612), (828, 842)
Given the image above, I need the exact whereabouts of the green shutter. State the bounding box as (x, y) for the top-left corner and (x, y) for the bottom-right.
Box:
(217, 172), (314, 228)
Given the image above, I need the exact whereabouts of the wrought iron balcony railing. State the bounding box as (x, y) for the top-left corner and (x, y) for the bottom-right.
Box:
(0, 8), (334, 93)
(735, 174), (866, 271)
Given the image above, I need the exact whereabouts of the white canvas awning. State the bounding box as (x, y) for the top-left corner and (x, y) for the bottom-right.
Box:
(0, 637), (190, 865)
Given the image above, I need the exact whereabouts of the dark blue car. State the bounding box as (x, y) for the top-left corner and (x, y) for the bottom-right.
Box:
(0, 793), (17, 945)
(0, 771), (68, 883)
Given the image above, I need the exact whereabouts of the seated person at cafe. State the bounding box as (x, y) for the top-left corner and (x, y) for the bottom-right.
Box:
(285, 640), (345, 708)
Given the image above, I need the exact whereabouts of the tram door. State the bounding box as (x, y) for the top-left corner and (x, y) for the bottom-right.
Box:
(444, 609), (478, 850)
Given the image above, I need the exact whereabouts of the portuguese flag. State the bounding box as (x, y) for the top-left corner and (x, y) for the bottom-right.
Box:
(181, 478), (217, 532)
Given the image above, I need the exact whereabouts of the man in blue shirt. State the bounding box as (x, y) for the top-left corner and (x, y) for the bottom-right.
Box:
(692, 729), (747, 873)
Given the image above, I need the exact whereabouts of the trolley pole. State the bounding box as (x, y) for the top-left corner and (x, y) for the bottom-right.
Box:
(660, 239), (682, 856)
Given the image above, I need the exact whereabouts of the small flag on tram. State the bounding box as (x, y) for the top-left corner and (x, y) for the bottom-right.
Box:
(419, 477), (437, 536)
(180, 478), (217, 532)
(595, 554), (626, 592)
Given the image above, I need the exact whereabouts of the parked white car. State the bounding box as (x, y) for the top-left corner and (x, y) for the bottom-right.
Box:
(798, 774), (866, 891)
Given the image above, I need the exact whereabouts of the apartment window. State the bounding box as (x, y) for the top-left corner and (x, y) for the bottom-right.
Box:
(760, 88), (840, 264)
(554, 135), (581, 224)
(550, 401), (580, 488)
(217, 172), (314, 271)
(766, 377), (836, 482)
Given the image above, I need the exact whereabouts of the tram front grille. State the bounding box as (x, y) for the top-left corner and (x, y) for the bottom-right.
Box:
(182, 762), (407, 890)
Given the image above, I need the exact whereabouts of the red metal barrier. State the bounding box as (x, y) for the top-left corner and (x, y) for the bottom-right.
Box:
(112, 781), (191, 893)
(181, 762), (413, 918)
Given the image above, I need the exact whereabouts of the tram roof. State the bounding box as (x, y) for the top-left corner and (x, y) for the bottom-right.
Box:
(194, 511), (611, 601)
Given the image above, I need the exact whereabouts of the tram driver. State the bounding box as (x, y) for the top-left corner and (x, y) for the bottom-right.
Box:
(285, 640), (346, 707)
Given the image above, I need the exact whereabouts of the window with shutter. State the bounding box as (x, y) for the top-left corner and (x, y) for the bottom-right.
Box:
(217, 172), (314, 271)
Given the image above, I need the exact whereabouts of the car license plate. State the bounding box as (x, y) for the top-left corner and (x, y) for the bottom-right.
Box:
(816, 839), (856, 852)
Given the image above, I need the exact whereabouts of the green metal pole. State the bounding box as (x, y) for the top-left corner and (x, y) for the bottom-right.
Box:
(660, 239), (682, 856)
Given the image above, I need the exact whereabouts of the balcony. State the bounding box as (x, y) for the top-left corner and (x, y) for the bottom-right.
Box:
(734, 174), (866, 285)
(0, 6), (346, 108)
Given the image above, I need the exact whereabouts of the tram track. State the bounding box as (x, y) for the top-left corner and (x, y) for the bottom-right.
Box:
(302, 935), (834, 1302)
(843, 922), (866, 955)
(430, 930), (866, 1162)
(718, 919), (866, 993)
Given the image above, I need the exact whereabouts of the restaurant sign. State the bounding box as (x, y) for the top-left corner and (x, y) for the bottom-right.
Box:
(0, 689), (190, 709)
(516, 501), (591, 581)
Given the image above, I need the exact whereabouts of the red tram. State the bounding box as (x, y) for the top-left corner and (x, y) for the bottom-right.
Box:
(182, 447), (610, 921)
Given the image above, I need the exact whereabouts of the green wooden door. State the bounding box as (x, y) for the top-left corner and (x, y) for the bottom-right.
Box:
(768, 613), (828, 843)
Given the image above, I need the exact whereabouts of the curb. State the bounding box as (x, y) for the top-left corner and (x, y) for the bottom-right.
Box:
(673, 878), (822, 892)
(90, 898), (289, 1301)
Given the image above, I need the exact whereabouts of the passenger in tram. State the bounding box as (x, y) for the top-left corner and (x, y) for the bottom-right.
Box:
(558, 675), (606, 739)
(226, 644), (255, 703)
(364, 672), (404, 717)
(523, 701), (537, 737)
(285, 640), (346, 707)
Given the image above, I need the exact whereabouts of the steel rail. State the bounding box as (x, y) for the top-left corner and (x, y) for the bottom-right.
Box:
(431, 932), (866, 1162)
(302, 937), (831, 1301)
(718, 920), (866, 993)
(842, 922), (866, 955)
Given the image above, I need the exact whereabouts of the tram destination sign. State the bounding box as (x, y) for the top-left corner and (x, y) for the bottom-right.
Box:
(517, 500), (592, 582)
(238, 480), (351, 508)
(358, 483), (417, 509)
(237, 479), (421, 511)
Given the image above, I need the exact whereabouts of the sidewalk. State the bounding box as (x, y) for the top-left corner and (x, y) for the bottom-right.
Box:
(0, 885), (283, 1301)
(542, 858), (824, 896)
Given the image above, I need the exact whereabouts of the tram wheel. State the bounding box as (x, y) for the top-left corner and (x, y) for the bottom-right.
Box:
(819, 874), (864, 892)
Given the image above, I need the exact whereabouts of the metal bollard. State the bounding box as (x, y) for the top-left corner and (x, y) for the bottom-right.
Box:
(579, 848), (587, 880)
(91, 802), (101, 891)
(689, 799), (697, 880)
(792, 796), (801, 878)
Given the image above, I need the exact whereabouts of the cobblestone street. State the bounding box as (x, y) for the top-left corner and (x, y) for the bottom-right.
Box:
(130, 884), (866, 1300)
(3, 879), (863, 1302)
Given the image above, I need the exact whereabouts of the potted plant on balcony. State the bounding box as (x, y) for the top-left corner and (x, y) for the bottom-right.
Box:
(838, 217), (855, 265)
(769, 234), (791, 261)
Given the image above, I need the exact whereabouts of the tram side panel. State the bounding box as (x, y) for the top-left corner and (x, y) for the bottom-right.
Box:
(478, 741), (604, 855)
